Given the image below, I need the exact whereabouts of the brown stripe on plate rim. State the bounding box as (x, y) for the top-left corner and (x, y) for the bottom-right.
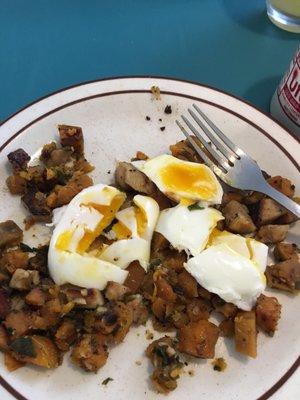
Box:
(0, 85), (298, 400)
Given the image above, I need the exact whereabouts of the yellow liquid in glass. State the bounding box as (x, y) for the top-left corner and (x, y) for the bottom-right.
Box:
(268, 0), (300, 32)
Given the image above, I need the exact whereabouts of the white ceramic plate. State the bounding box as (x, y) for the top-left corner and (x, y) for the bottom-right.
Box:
(0, 77), (299, 400)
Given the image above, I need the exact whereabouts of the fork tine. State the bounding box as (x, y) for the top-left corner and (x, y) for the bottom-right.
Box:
(193, 104), (243, 157)
(175, 120), (223, 176)
(181, 115), (230, 173)
(188, 108), (237, 163)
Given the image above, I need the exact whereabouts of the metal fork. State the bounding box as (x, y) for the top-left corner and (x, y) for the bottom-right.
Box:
(176, 104), (300, 218)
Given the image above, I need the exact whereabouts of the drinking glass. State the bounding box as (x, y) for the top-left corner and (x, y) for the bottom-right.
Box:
(266, 0), (300, 32)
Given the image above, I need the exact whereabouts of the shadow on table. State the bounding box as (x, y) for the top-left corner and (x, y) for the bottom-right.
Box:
(221, 0), (299, 40)
(243, 75), (281, 112)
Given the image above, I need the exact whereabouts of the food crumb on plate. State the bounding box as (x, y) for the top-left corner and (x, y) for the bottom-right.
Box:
(212, 357), (227, 372)
(164, 105), (172, 114)
(102, 377), (113, 385)
(151, 86), (161, 100)
(145, 115), (151, 121)
(160, 126), (166, 132)
(135, 360), (142, 366)
(188, 370), (194, 377)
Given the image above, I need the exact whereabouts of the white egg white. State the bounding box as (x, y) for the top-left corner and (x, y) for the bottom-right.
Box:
(48, 183), (127, 289)
(132, 154), (223, 204)
(99, 195), (160, 271)
(155, 205), (224, 256)
(185, 243), (266, 311)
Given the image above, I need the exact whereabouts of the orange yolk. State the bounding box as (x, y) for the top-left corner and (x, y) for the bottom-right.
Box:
(160, 162), (217, 200)
(56, 194), (125, 254)
(112, 221), (132, 239)
(135, 205), (148, 237)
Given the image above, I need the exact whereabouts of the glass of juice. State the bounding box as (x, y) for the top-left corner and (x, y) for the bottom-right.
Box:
(266, 0), (300, 32)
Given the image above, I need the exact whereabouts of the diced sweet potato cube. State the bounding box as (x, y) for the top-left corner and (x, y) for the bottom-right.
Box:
(178, 320), (219, 358)
(25, 288), (46, 306)
(0, 290), (10, 319)
(7, 149), (30, 171)
(156, 277), (177, 303)
(54, 173), (93, 207)
(58, 124), (84, 155)
(219, 318), (235, 337)
(176, 270), (198, 298)
(234, 311), (257, 358)
(11, 335), (60, 368)
(162, 251), (186, 272)
(186, 299), (210, 321)
(255, 294), (281, 336)
(1, 250), (28, 275)
(71, 333), (108, 372)
(55, 319), (77, 351)
(9, 269), (40, 291)
(4, 352), (25, 371)
(105, 281), (130, 301)
(6, 174), (27, 195)
(124, 260), (146, 293)
(212, 296), (238, 318)
(4, 311), (32, 337)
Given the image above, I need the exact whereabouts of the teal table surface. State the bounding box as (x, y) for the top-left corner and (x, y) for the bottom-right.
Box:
(0, 0), (299, 121)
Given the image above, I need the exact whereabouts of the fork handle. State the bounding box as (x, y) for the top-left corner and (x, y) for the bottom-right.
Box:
(256, 181), (300, 219)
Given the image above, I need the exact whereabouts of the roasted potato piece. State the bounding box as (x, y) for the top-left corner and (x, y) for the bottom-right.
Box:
(170, 138), (204, 163)
(186, 298), (210, 321)
(10, 335), (60, 368)
(6, 174), (27, 195)
(222, 191), (244, 205)
(162, 251), (186, 272)
(178, 320), (219, 358)
(243, 191), (264, 205)
(51, 173), (93, 207)
(127, 295), (149, 326)
(176, 270), (198, 298)
(0, 250), (28, 275)
(257, 198), (285, 225)
(71, 333), (108, 372)
(7, 149), (30, 171)
(219, 318), (235, 337)
(58, 124), (84, 155)
(22, 188), (51, 216)
(0, 220), (23, 248)
(255, 294), (281, 336)
(234, 311), (257, 358)
(266, 259), (300, 292)
(212, 296), (238, 318)
(55, 319), (77, 351)
(115, 161), (155, 194)
(267, 176), (295, 198)
(105, 281), (130, 301)
(9, 269), (40, 291)
(4, 311), (32, 337)
(274, 242), (298, 261)
(124, 260), (146, 293)
(223, 200), (256, 234)
(256, 224), (289, 244)
(25, 288), (46, 306)
(156, 277), (177, 303)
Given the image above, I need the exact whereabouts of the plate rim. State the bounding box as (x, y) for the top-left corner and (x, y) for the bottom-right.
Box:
(0, 76), (299, 400)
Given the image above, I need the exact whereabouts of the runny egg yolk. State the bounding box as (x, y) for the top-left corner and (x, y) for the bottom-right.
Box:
(55, 194), (125, 254)
(160, 162), (218, 200)
(112, 205), (148, 240)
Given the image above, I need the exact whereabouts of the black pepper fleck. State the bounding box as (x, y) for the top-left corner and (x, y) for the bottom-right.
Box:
(160, 127), (166, 132)
(164, 105), (172, 114)
(158, 118), (162, 122)
(145, 116), (151, 121)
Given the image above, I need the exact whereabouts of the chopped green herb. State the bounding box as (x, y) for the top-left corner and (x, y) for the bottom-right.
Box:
(187, 204), (205, 211)
(154, 345), (171, 367)
(20, 243), (38, 253)
(56, 169), (71, 185)
(102, 377), (113, 385)
(10, 337), (36, 357)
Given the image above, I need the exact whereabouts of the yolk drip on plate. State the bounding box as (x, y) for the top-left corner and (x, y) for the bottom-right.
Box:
(160, 162), (218, 200)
